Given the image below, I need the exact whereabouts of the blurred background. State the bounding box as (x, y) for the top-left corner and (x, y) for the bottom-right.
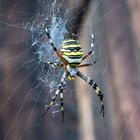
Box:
(0, 0), (140, 140)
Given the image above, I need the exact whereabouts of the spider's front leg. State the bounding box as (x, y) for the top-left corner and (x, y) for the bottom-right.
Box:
(76, 71), (104, 117)
(82, 33), (95, 61)
(44, 27), (68, 65)
(42, 71), (67, 120)
(45, 28), (62, 59)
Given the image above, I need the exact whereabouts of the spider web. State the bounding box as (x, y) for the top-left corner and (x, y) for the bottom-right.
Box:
(0, 0), (139, 140)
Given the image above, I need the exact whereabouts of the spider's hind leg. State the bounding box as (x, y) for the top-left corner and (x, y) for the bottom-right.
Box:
(42, 88), (59, 117)
(59, 84), (65, 122)
(76, 71), (104, 117)
(42, 71), (67, 118)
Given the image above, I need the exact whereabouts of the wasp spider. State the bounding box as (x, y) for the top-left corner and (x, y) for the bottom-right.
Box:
(41, 27), (104, 121)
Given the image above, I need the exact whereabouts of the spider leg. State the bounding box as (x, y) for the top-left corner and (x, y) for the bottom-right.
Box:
(78, 61), (96, 68)
(60, 87), (65, 122)
(31, 28), (60, 58)
(42, 71), (67, 117)
(47, 61), (64, 68)
(76, 71), (104, 117)
(45, 28), (62, 59)
(42, 88), (59, 117)
(82, 33), (95, 61)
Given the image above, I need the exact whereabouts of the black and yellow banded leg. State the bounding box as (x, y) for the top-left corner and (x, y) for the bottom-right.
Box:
(82, 33), (95, 61)
(59, 80), (66, 121)
(45, 28), (62, 59)
(76, 71), (104, 117)
(42, 88), (59, 117)
(78, 61), (96, 68)
(47, 61), (63, 68)
(60, 91), (64, 122)
(42, 71), (67, 117)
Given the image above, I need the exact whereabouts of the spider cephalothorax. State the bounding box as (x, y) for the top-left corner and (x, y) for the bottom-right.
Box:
(42, 28), (104, 121)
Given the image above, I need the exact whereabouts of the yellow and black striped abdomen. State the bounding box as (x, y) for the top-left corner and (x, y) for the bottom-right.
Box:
(60, 39), (83, 67)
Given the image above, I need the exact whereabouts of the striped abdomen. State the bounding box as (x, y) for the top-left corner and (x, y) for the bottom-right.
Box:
(60, 39), (83, 67)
